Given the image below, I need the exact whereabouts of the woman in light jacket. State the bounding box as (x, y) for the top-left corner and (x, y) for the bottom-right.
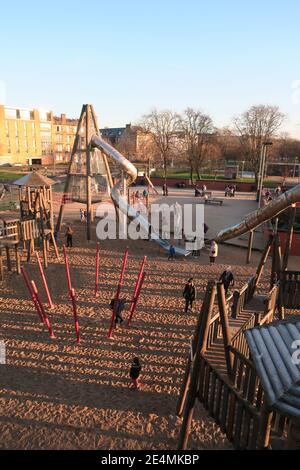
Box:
(209, 240), (218, 265)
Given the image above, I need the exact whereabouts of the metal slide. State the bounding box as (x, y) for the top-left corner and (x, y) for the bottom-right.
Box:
(91, 135), (189, 256)
(215, 184), (300, 243)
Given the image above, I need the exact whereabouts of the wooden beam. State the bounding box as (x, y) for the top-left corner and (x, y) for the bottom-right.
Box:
(217, 282), (233, 381)
(247, 230), (254, 264)
(282, 204), (296, 271)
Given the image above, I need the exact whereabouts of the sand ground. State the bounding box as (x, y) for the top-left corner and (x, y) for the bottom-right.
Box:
(0, 216), (298, 450)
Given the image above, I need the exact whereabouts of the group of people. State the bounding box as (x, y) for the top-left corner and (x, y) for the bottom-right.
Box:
(194, 184), (208, 198)
(183, 267), (234, 313)
(224, 185), (236, 197)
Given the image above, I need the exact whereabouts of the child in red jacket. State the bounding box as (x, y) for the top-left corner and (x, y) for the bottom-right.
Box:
(129, 357), (141, 389)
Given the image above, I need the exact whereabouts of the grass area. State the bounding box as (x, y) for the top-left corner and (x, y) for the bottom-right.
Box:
(0, 169), (25, 183)
(152, 169), (255, 183)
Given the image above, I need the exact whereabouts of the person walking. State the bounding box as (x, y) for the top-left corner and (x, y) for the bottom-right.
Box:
(183, 278), (196, 313)
(110, 298), (128, 326)
(209, 240), (218, 265)
(65, 225), (74, 248)
(219, 267), (234, 295)
(129, 357), (142, 389)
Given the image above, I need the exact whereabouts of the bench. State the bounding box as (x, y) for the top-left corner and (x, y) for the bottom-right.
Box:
(204, 198), (223, 206)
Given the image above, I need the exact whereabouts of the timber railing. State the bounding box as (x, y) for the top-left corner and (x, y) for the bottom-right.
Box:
(280, 271), (300, 309)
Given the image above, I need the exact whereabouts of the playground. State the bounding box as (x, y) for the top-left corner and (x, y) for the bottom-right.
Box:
(0, 220), (289, 450)
(0, 104), (299, 450)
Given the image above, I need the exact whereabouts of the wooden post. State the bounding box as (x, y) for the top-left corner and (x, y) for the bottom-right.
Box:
(21, 267), (44, 323)
(127, 256), (147, 326)
(217, 282), (233, 381)
(282, 204), (296, 271)
(15, 245), (21, 275)
(36, 252), (54, 309)
(255, 235), (273, 288)
(31, 280), (55, 339)
(5, 246), (11, 271)
(70, 288), (80, 343)
(63, 245), (72, 294)
(247, 230), (254, 264)
(0, 250), (3, 281)
(176, 281), (216, 417)
(127, 272), (146, 327)
(86, 106), (92, 242)
(56, 107), (85, 234)
(257, 400), (273, 449)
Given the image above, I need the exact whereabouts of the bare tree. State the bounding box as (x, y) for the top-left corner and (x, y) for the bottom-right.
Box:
(140, 109), (181, 179)
(181, 108), (214, 181)
(234, 105), (285, 181)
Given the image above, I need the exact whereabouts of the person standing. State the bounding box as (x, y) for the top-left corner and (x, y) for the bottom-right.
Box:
(168, 244), (176, 260)
(65, 225), (74, 248)
(209, 240), (218, 265)
(162, 183), (168, 196)
(183, 278), (196, 313)
(80, 208), (85, 222)
(219, 267), (234, 295)
(129, 357), (142, 389)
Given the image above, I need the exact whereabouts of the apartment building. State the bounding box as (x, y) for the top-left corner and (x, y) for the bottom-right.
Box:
(0, 104), (78, 165)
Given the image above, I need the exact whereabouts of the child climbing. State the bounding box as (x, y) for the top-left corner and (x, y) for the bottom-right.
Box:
(110, 298), (128, 326)
(129, 357), (141, 389)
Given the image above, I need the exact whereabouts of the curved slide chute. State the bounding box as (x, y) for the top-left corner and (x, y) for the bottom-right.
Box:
(215, 184), (300, 243)
(91, 135), (189, 256)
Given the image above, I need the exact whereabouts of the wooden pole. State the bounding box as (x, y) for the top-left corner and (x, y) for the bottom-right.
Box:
(217, 282), (233, 381)
(70, 288), (80, 343)
(127, 272), (146, 327)
(108, 249), (129, 339)
(95, 242), (100, 297)
(86, 106), (92, 242)
(21, 267), (44, 323)
(127, 256), (147, 326)
(282, 204), (296, 271)
(247, 230), (254, 264)
(63, 245), (72, 294)
(255, 234), (273, 288)
(31, 280), (55, 338)
(35, 252), (54, 309)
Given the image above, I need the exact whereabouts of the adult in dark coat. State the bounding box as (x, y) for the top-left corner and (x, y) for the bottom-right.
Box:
(183, 278), (196, 313)
(219, 267), (234, 295)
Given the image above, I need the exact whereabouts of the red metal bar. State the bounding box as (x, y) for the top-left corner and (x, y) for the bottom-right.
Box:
(63, 244), (72, 294)
(70, 288), (80, 344)
(127, 272), (146, 327)
(127, 256), (147, 326)
(108, 248), (129, 339)
(21, 266), (44, 323)
(35, 252), (54, 309)
(95, 242), (100, 297)
(31, 280), (55, 338)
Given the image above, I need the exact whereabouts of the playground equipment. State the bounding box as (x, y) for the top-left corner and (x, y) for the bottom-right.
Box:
(56, 104), (189, 256)
(13, 172), (59, 267)
(215, 183), (300, 243)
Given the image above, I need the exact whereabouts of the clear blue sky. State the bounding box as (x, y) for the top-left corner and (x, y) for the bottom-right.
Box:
(1, 0), (300, 136)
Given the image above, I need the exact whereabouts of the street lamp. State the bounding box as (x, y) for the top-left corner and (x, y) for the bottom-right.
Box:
(257, 141), (273, 206)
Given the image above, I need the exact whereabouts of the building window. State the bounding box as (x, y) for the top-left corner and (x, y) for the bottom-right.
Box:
(4, 108), (17, 119)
